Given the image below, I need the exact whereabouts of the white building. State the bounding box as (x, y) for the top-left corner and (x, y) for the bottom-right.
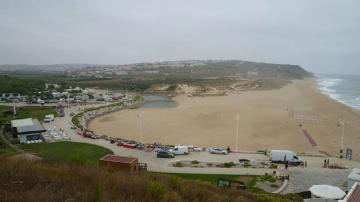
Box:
(11, 118), (46, 144)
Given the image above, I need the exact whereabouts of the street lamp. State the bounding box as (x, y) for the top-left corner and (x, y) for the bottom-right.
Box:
(236, 112), (240, 152)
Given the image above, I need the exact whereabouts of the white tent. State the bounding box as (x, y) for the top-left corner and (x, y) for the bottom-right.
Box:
(309, 185), (346, 200)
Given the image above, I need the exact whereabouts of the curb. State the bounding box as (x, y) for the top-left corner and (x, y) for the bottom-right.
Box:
(272, 179), (288, 194)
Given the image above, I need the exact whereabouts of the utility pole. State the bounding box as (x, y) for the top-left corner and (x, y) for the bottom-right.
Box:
(236, 112), (240, 152)
(82, 103), (86, 133)
(139, 111), (144, 156)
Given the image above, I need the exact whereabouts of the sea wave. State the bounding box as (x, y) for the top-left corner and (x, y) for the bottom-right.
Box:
(317, 75), (360, 109)
(317, 77), (342, 98)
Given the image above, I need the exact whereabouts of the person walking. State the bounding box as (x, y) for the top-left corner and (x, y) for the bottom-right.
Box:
(227, 146), (231, 154)
(285, 160), (289, 169)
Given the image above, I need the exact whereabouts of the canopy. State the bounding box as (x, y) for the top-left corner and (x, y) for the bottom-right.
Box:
(309, 185), (346, 200)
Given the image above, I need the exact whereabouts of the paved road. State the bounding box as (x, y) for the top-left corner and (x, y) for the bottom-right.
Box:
(46, 105), (360, 193)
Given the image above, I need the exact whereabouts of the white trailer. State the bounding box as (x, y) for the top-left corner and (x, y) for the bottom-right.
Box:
(270, 150), (302, 164)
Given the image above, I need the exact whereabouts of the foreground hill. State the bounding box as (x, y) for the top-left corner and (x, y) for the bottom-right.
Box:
(0, 156), (301, 202)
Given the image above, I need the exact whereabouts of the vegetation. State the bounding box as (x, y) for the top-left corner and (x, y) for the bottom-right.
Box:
(165, 173), (250, 185)
(71, 101), (125, 130)
(173, 162), (184, 167)
(20, 141), (113, 166)
(191, 160), (200, 164)
(269, 164), (278, 169)
(0, 105), (56, 123)
(0, 75), (46, 95)
(0, 105), (11, 112)
(0, 127), (17, 154)
(0, 157), (302, 201)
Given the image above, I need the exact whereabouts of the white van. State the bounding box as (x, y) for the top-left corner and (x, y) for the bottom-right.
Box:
(270, 150), (303, 165)
(43, 114), (55, 122)
(172, 146), (189, 155)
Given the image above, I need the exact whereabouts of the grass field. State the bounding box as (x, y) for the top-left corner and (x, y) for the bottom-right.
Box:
(21, 141), (113, 166)
(0, 126), (18, 154)
(0, 105), (56, 123)
(0, 137), (17, 154)
(0, 105), (11, 111)
(162, 173), (278, 190)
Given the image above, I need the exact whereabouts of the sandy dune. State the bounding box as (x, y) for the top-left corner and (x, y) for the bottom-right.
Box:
(89, 79), (360, 160)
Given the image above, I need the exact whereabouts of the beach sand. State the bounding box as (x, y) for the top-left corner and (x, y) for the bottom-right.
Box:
(89, 79), (360, 160)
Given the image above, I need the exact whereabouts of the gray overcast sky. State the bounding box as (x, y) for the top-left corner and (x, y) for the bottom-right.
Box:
(0, 0), (359, 74)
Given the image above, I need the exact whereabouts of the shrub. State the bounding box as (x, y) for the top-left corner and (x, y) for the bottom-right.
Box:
(173, 162), (184, 167)
(243, 162), (251, 168)
(269, 164), (278, 169)
(147, 182), (166, 200)
(191, 160), (200, 164)
(223, 162), (236, 168)
(206, 163), (213, 167)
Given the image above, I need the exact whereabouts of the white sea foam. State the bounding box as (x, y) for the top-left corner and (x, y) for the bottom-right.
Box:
(317, 75), (360, 110)
(317, 77), (342, 98)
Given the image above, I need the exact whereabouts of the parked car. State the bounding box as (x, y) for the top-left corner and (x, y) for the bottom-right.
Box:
(157, 149), (175, 158)
(43, 114), (55, 122)
(209, 148), (228, 155)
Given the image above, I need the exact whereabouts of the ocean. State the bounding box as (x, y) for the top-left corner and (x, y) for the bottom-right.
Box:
(317, 74), (360, 109)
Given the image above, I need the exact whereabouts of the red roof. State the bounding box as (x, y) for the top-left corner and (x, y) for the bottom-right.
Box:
(348, 184), (360, 202)
(100, 155), (137, 164)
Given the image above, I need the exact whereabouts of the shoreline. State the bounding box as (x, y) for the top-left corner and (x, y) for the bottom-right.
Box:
(89, 78), (360, 160)
(316, 74), (360, 112)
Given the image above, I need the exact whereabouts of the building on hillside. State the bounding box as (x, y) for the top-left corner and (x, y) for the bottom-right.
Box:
(99, 154), (147, 172)
(11, 118), (46, 144)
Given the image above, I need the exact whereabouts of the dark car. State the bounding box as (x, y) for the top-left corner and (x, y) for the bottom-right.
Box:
(157, 150), (175, 158)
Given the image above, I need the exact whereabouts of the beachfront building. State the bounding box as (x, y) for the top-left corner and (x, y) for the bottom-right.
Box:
(11, 118), (46, 144)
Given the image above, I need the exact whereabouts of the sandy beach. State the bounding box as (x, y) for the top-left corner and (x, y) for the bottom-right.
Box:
(89, 79), (360, 160)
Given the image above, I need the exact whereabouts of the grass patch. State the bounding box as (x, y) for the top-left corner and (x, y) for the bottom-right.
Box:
(191, 160), (200, 164)
(164, 173), (252, 186)
(0, 138), (17, 154)
(0, 105), (56, 123)
(20, 141), (113, 166)
(259, 175), (276, 183)
(0, 105), (11, 112)
(0, 126), (18, 154)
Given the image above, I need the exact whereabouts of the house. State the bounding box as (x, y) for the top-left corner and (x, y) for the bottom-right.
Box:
(11, 118), (46, 144)
(99, 154), (146, 172)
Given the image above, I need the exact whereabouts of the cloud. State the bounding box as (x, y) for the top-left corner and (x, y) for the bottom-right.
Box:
(0, 0), (359, 74)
